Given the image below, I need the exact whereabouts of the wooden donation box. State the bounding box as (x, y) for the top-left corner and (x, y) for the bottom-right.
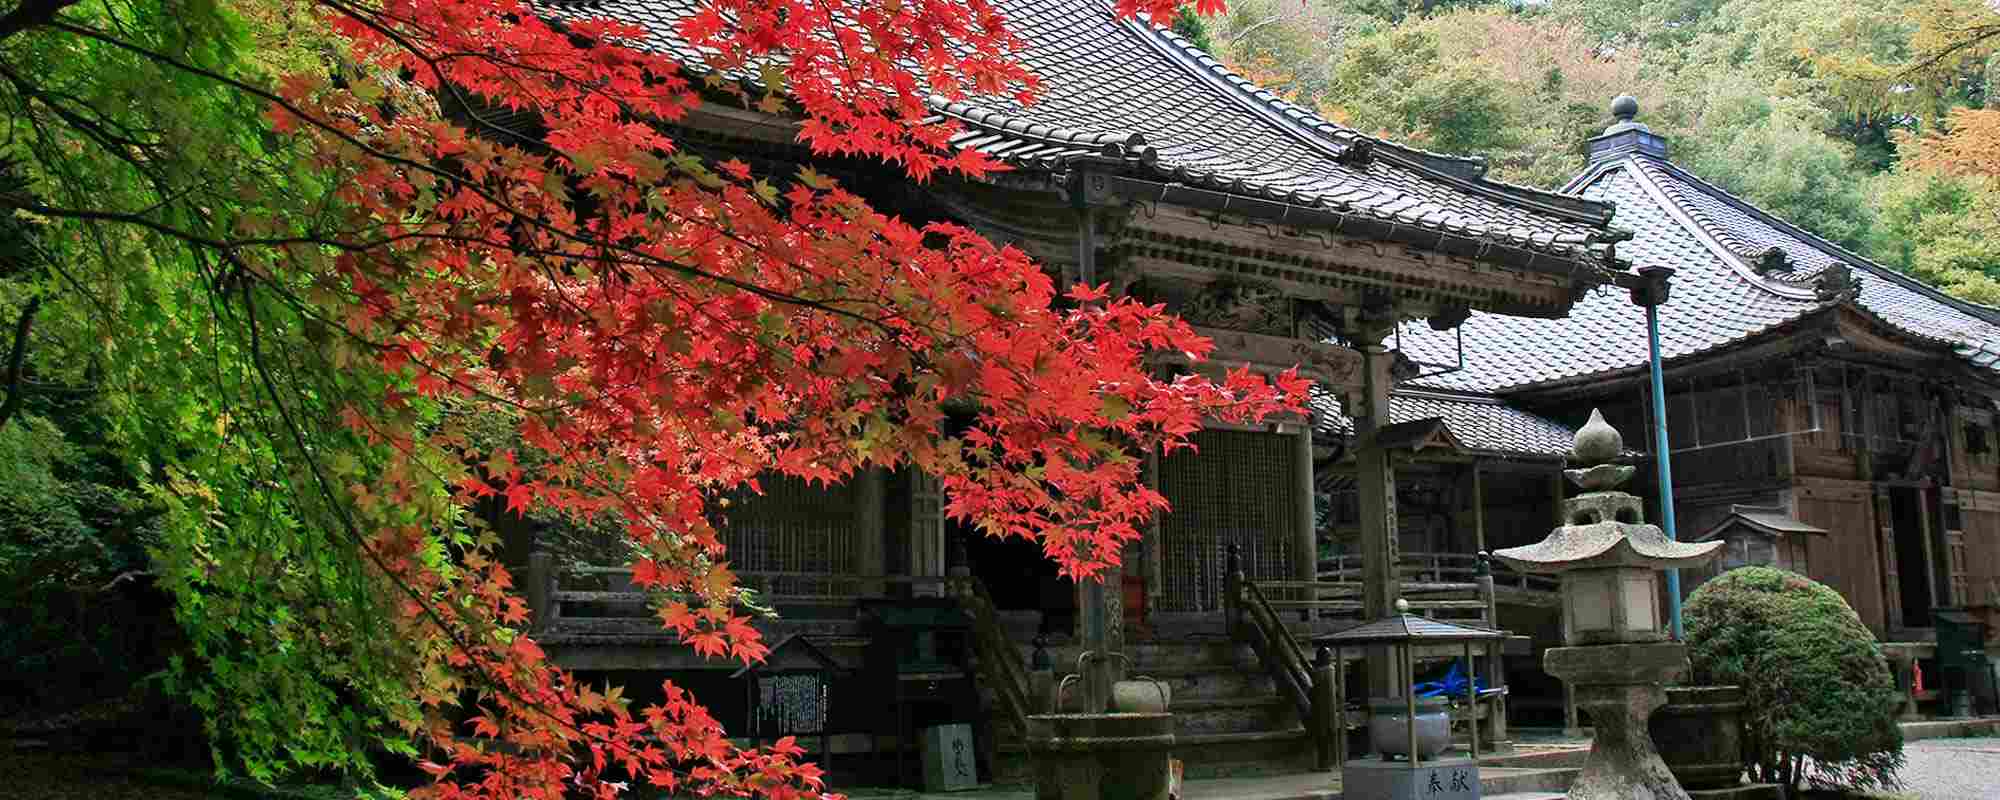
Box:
(734, 634), (843, 763)
(858, 598), (976, 788)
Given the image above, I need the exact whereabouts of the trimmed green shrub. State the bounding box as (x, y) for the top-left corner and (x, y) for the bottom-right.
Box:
(1683, 566), (1904, 792)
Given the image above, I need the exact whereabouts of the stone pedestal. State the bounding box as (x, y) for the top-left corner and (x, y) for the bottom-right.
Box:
(1025, 712), (1175, 800)
(1546, 643), (1690, 800)
(1651, 685), (1745, 791)
(1341, 756), (1480, 800)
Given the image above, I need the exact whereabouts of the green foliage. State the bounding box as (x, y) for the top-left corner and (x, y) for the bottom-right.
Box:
(1170, 6), (1214, 53)
(1326, 23), (1518, 156)
(0, 411), (155, 592)
(1684, 567), (1904, 792)
(1866, 168), (2000, 303)
(1321, 8), (1666, 186)
(2, 0), (438, 784)
(1676, 84), (1878, 251)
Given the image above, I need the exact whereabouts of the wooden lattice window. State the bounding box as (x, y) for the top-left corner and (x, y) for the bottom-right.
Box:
(1156, 428), (1300, 613)
(719, 475), (858, 598)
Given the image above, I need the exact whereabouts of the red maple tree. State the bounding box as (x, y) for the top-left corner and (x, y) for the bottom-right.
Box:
(259, 0), (1289, 796)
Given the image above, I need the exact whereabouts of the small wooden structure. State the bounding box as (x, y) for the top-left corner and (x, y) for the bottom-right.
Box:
(1318, 607), (1505, 798)
(733, 634), (845, 763)
(1689, 504), (1826, 579)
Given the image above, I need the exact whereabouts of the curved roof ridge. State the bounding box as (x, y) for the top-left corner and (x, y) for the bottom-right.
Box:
(1644, 158), (2000, 327)
(927, 96), (1152, 159)
(1132, 12), (1615, 226)
(1621, 158), (1819, 302)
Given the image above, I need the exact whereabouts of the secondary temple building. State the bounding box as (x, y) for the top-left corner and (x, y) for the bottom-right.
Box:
(1394, 99), (2000, 638)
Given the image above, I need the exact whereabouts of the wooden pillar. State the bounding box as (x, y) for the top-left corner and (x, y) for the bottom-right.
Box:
(526, 550), (553, 632)
(1877, 485), (1904, 630)
(1918, 484), (1941, 611)
(1856, 369), (1876, 481)
(857, 468), (885, 597)
(1472, 460), (1487, 554)
(1476, 560), (1510, 752)
(1144, 446), (1164, 613)
(911, 470), (946, 597)
(1353, 333), (1402, 697)
(1310, 646), (1341, 770)
(1296, 422), (1319, 582)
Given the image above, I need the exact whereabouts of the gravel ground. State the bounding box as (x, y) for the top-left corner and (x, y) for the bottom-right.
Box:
(1891, 737), (2000, 800)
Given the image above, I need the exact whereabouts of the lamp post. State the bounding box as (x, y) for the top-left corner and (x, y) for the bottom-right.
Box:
(1631, 265), (1683, 640)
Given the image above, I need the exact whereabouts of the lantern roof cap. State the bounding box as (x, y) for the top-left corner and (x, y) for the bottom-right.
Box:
(1492, 520), (1721, 574)
(1313, 607), (1507, 646)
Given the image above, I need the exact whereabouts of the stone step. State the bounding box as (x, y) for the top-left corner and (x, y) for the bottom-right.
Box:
(1013, 639), (1280, 672)
(1124, 665), (1283, 702)
(1172, 695), (1301, 736)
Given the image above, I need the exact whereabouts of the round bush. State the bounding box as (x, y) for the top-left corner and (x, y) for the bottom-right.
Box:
(1683, 566), (1903, 792)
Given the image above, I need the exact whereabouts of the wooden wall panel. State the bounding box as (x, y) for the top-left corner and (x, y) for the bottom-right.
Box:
(1960, 505), (2000, 607)
(1797, 483), (1888, 635)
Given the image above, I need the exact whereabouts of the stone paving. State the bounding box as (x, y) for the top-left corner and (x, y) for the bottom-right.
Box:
(1891, 737), (2000, 800)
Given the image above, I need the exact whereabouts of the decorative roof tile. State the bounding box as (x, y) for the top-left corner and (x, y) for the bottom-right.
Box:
(543, 0), (1620, 264)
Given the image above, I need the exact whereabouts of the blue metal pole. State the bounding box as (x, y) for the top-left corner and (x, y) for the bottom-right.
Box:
(1648, 302), (1684, 640)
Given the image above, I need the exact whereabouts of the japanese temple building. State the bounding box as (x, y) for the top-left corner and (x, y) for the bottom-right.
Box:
(509, 0), (1999, 786)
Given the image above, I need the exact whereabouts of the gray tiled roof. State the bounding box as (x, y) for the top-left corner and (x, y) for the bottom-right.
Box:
(1312, 389), (1576, 459)
(544, 0), (1620, 263)
(1394, 152), (2000, 393)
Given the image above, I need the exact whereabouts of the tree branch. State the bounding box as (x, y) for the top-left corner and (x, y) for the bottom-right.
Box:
(0, 295), (40, 432)
(0, 0), (81, 42)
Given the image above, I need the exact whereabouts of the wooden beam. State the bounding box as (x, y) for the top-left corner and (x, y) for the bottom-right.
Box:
(1120, 211), (1578, 313)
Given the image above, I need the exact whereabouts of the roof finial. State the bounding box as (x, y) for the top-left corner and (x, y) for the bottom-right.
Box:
(1572, 408), (1622, 466)
(1611, 95), (1639, 123)
(1567, 409), (1636, 491)
(1600, 95), (1653, 139)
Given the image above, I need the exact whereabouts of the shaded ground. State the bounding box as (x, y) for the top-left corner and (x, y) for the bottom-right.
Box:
(0, 752), (216, 800)
(0, 751), (391, 800)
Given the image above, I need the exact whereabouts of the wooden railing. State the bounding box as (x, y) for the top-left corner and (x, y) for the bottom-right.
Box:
(522, 558), (1035, 735)
(946, 575), (1034, 735)
(1319, 551), (1560, 602)
(1232, 559), (1312, 721)
(527, 557), (927, 627)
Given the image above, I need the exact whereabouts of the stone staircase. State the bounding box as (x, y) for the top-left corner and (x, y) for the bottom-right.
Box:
(983, 632), (1319, 786)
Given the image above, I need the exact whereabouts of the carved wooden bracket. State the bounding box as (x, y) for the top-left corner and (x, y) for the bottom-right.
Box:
(1154, 325), (1366, 392)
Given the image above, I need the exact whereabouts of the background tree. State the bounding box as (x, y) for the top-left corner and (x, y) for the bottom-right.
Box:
(1205, 0), (2000, 303)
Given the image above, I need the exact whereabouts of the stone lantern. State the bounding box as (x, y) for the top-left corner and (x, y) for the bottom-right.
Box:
(1493, 409), (1723, 800)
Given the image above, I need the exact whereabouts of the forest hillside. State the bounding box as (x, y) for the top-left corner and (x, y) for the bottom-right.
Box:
(1181, 0), (2000, 304)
